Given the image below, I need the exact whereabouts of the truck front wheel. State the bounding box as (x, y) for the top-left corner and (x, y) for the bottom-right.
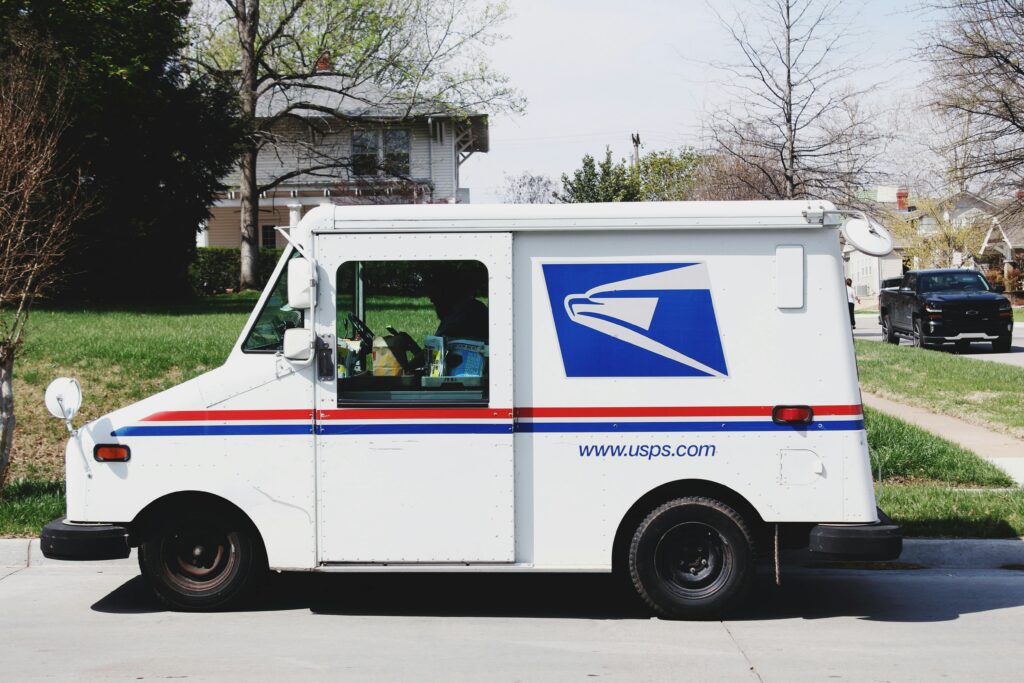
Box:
(881, 314), (898, 344)
(138, 509), (264, 611)
(628, 497), (754, 619)
(912, 318), (927, 349)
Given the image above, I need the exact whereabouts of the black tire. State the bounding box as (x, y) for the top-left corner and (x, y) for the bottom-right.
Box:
(993, 335), (1012, 353)
(881, 314), (898, 344)
(955, 341), (971, 354)
(628, 497), (754, 620)
(137, 507), (265, 611)
(912, 318), (926, 349)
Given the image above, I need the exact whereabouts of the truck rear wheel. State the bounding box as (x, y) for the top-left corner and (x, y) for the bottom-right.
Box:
(137, 508), (264, 611)
(628, 497), (754, 620)
(993, 335), (1011, 353)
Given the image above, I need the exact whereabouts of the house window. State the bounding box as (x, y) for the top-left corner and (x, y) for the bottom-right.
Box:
(351, 129), (411, 178)
(261, 224), (277, 249)
(336, 259), (489, 406)
(351, 130), (379, 176)
(383, 130), (410, 176)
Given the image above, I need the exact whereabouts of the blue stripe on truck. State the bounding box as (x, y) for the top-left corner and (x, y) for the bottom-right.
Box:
(112, 419), (864, 437)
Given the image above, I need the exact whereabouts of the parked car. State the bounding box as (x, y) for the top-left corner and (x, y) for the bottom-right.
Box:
(878, 269), (1014, 351)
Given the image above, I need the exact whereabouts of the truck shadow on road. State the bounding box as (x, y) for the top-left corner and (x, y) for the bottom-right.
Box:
(91, 565), (1024, 623)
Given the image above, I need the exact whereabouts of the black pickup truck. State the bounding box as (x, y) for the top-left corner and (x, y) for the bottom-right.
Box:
(878, 269), (1014, 352)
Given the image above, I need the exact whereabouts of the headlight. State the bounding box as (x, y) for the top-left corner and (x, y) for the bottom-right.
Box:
(998, 299), (1012, 310)
(924, 303), (942, 313)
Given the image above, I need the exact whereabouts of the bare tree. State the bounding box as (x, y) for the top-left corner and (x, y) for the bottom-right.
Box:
(927, 0), (1024, 194)
(502, 172), (557, 204)
(190, 0), (522, 289)
(0, 43), (86, 486)
(707, 0), (886, 202)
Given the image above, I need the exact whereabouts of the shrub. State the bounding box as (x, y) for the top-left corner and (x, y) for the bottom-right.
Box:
(190, 247), (284, 295)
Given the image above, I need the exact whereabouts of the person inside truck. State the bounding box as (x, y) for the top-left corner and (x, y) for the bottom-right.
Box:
(385, 265), (489, 369)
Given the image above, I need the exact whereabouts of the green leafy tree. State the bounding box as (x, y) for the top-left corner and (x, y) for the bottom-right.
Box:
(0, 0), (242, 302)
(189, 0), (523, 289)
(638, 148), (704, 201)
(557, 149), (641, 203)
(889, 198), (989, 269)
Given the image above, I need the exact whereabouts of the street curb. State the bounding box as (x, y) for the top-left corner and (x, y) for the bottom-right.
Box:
(3, 537), (1024, 570)
(898, 538), (1024, 569)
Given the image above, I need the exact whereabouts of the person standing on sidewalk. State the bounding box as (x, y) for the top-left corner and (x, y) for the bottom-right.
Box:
(846, 278), (860, 329)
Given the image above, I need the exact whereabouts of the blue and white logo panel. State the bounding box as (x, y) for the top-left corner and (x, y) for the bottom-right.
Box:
(542, 262), (728, 378)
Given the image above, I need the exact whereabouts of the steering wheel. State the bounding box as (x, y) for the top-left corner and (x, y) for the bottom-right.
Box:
(346, 313), (375, 354)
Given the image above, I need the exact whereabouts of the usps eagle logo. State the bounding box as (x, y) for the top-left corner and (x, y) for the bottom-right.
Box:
(542, 262), (728, 377)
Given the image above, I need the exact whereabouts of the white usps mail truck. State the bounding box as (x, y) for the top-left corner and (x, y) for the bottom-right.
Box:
(41, 201), (901, 618)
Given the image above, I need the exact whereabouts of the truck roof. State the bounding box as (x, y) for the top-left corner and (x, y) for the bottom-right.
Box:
(905, 268), (983, 275)
(297, 200), (841, 234)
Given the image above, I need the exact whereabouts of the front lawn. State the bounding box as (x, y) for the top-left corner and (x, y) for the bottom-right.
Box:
(855, 339), (1024, 438)
(865, 407), (1024, 537)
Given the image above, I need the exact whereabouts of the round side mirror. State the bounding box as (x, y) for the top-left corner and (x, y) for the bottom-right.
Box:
(45, 377), (82, 421)
(842, 217), (894, 257)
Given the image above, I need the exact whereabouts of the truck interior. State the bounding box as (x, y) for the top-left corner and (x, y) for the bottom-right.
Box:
(335, 259), (490, 405)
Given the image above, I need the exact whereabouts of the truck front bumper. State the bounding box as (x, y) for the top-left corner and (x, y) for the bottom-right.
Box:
(808, 510), (902, 561)
(40, 518), (131, 561)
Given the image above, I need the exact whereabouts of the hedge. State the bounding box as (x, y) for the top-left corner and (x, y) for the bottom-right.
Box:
(189, 248), (284, 295)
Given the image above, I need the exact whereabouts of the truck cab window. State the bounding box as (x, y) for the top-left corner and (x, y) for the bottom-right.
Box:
(242, 251), (303, 353)
(336, 260), (489, 405)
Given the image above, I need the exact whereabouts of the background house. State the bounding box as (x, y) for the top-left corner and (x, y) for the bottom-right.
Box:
(844, 189), (1017, 296)
(198, 77), (489, 249)
(979, 209), (1024, 287)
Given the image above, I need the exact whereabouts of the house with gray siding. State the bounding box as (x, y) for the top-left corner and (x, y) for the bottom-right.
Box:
(199, 75), (489, 249)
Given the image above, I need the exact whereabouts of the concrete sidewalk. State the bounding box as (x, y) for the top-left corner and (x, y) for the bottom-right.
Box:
(862, 392), (1024, 486)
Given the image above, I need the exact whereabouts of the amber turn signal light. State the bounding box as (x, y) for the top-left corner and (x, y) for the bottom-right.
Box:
(93, 445), (130, 462)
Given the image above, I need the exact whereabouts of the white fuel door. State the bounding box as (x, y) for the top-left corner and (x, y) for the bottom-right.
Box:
(314, 232), (514, 563)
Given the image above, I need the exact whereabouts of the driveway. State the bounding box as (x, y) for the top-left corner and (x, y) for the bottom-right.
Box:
(2, 560), (1024, 681)
(854, 313), (1024, 369)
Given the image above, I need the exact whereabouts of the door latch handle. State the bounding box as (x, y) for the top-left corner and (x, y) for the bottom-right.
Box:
(316, 336), (335, 381)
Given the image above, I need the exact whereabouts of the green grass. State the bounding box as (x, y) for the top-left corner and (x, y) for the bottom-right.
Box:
(0, 478), (65, 537)
(864, 408), (1014, 487)
(855, 339), (1024, 438)
(877, 485), (1024, 538)
(1015, 308), (1024, 323)
(360, 295), (439, 343)
(865, 407), (1024, 537)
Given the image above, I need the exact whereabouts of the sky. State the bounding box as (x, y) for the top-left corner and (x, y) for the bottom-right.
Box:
(460, 0), (931, 203)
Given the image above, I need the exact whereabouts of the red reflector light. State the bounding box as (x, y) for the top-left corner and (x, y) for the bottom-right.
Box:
(93, 445), (130, 462)
(772, 405), (814, 425)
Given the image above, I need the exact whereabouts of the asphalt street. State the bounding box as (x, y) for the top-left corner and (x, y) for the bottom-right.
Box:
(854, 313), (1024, 368)
(2, 561), (1024, 681)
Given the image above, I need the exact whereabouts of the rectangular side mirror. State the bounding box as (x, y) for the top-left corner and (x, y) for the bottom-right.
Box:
(282, 328), (313, 361)
(287, 257), (312, 309)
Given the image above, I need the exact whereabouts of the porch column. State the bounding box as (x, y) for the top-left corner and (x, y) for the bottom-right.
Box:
(288, 203), (303, 227)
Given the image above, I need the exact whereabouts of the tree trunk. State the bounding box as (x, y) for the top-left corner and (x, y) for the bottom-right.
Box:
(0, 351), (15, 489)
(237, 0), (261, 291)
(239, 144), (260, 290)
